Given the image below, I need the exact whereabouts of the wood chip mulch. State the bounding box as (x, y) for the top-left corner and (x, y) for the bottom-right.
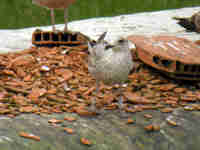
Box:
(0, 45), (200, 118)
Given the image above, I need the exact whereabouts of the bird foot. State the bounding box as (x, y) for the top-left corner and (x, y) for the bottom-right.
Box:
(52, 29), (62, 33)
(118, 102), (129, 118)
(63, 28), (68, 33)
(118, 109), (129, 118)
(87, 104), (104, 115)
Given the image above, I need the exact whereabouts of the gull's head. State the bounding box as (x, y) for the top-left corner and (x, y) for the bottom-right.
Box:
(112, 38), (130, 52)
(88, 32), (108, 55)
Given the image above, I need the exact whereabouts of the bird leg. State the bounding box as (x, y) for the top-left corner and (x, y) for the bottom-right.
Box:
(89, 81), (102, 114)
(64, 8), (68, 32)
(117, 84), (129, 118)
(50, 8), (56, 32)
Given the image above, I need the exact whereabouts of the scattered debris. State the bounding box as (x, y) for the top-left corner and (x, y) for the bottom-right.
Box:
(126, 118), (135, 124)
(80, 137), (92, 145)
(63, 127), (74, 134)
(143, 114), (153, 119)
(40, 65), (50, 72)
(19, 132), (40, 141)
(166, 119), (178, 126)
(144, 124), (160, 132)
(48, 119), (63, 124)
(160, 108), (174, 113)
(64, 116), (77, 122)
(183, 105), (195, 111)
(0, 38), (199, 118)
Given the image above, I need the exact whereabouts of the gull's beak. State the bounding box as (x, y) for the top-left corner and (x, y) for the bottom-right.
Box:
(97, 32), (107, 43)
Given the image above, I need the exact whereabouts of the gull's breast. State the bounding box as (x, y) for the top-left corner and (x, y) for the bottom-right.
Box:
(89, 51), (133, 85)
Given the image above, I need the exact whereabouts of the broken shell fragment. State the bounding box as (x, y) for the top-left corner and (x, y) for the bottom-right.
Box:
(166, 119), (178, 126)
(126, 118), (135, 124)
(63, 83), (71, 92)
(144, 125), (154, 131)
(19, 132), (40, 141)
(80, 138), (92, 145)
(41, 65), (50, 71)
(160, 108), (174, 113)
(144, 114), (153, 119)
(64, 127), (74, 134)
(48, 118), (63, 124)
(144, 124), (160, 131)
(64, 116), (77, 122)
(184, 105), (195, 111)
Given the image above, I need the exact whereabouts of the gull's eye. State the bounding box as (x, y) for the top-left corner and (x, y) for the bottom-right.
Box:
(105, 45), (114, 50)
(118, 39), (125, 43)
(89, 41), (97, 47)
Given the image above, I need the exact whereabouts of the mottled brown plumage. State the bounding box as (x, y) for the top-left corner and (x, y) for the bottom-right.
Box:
(88, 32), (134, 115)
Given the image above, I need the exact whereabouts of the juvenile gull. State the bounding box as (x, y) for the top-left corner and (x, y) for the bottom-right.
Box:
(88, 32), (134, 115)
(32, 0), (76, 31)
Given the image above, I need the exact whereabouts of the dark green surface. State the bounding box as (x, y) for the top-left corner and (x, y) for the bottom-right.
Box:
(0, 109), (200, 150)
(0, 0), (200, 29)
